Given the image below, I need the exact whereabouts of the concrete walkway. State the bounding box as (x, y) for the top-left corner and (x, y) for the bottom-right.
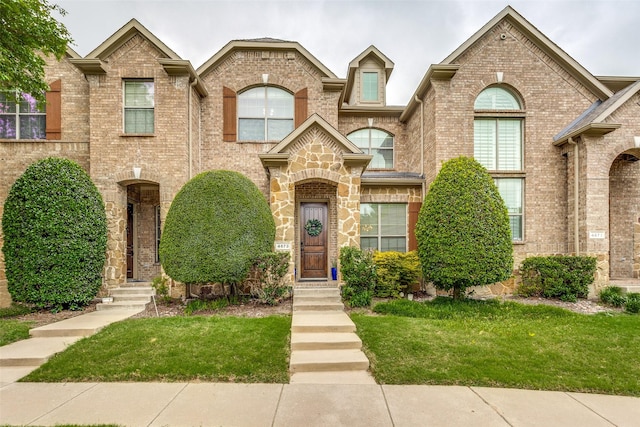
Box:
(1, 306), (640, 426)
(1, 381), (639, 426)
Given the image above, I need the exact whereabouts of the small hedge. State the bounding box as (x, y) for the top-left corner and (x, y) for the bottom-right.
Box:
(600, 287), (640, 314)
(373, 251), (421, 298)
(2, 158), (107, 311)
(518, 256), (596, 302)
(251, 252), (290, 305)
(340, 246), (376, 307)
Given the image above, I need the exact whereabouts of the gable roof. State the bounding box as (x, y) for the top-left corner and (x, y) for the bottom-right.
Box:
(402, 6), (614, 121)
(86, 19), (181, 60)
(443, 6), (612, 99)
(553, 79), (640, 144)
(259, 113), (371, 167)
(343, 45), (394, 105)
(197, 39), (337, 79)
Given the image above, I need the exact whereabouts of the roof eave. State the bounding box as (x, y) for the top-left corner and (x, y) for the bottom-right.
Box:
(69, 58), (107, 74)
(361, 177), (424, 186)
(158, 59), (208, 97)
(553, 123), (621, 146)
(400, 64), (459, 122)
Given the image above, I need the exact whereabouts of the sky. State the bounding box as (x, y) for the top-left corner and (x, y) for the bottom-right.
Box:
(53, 0), (640, 105)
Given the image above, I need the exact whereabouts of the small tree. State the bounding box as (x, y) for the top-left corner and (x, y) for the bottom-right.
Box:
(159, 170), (275, 294)
(2, 157), (107, 311)
(416, 157), (513, 299)
(0, 0), (73, 103)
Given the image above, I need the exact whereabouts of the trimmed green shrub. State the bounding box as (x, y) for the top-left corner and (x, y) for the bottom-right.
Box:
(625, 293), (640, 314)
(518, 256), (596, 302)
(339, 246), (376, 307)
(415, 157), (513, 299)
(252, 252), (290, 305)
(373, 251), (421, 298)
(599, 286), (626, 308)
(159, 170), (275, 290)
(2, 158), (107, 311)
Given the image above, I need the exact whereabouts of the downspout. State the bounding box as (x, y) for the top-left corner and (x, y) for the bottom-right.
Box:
(188, 78), (198, 180)
(569, 137), (579, 255)
(414, 95), (425, 196)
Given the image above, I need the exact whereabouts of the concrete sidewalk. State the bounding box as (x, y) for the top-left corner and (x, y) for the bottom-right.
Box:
(1, 381), (639, 426)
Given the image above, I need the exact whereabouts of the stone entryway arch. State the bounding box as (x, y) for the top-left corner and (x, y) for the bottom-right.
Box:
(609, 148), (640, 280)
(102, 170), (167, 287)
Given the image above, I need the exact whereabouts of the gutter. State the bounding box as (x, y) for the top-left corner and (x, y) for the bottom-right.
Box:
(568, 137), (579, 255)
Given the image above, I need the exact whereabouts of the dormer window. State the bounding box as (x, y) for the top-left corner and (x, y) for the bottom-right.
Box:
(362, 72), (379, 102)
(238, 86), (293, 141)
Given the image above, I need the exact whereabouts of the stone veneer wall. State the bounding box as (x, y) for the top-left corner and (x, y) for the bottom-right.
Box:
(266, 125), (364, 282)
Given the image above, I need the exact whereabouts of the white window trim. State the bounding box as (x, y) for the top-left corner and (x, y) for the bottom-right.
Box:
(360, 71), (381, 103)
(347, 128), (395, 169)
(0, 92), (46, 140)
(237, 86), (294, 142)
(360, 203), (408, 252)
(123, 79), (155, 135)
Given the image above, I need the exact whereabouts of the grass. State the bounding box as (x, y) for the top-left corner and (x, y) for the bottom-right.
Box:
(22, 315), (291, 383)
(0, 304), (34, 346)
(352, 297), (640, 396)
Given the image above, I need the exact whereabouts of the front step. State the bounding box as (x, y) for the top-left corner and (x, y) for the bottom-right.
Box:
(96, 301), (149, 311)
(290, 349), (369, 373)
(291, 332), (362, 350)
(291, 311), (356, 333)
(621, 286), (640, 294)
(97, 285), (155, 311)
(293, 301), (344, 311)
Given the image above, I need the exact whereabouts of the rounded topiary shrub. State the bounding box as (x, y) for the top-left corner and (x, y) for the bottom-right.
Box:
(159, 170), (275, 288)
(415, 156), (513, 299)
(2, 158), (107, 310)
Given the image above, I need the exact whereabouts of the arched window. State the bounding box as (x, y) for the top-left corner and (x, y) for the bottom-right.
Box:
(238, 86), (293, 141)
(347, 128), (394, 169)
(474, 86), (524, 241)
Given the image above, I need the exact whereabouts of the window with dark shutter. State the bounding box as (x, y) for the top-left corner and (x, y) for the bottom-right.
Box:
(223, 86), (237, 141)
(45, 79), (61, 140)
(408, 202), (422, 251)
(294, 88), (308, 128)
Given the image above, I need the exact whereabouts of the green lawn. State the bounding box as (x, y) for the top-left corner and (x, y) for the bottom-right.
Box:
(22, 315), (291, 383)
(0, 319), (32, 346)
(352, 298), (640, 396)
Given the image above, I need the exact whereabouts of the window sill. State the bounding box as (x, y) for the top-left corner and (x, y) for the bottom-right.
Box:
(120, 133), (155, 137)
(0, 138), (48, 142)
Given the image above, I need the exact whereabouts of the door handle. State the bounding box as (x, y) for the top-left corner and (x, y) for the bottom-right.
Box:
(300, 241), (304, 251)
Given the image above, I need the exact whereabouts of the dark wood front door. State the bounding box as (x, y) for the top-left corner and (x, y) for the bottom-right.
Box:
(300, 202), (328, 279)
(126, 203), (134, 279)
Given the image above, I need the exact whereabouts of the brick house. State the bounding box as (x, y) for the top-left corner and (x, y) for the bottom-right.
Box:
(1, 6), (638, 306)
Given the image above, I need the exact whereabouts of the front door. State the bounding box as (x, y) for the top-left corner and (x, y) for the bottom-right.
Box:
(300, 202), (328, 279)
(126, 203), (134, 279)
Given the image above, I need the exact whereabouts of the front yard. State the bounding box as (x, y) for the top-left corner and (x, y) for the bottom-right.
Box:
(3, 297), (639, 396)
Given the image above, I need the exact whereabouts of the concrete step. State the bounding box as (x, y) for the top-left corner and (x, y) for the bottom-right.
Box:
(291, 332), (362, 350)
(30, 309), (143, 337)
(621, 286), (640, 294)
(110, 286), (155, 296)
(96, 301), (148, 311)
(291, 311), (355, 333)
(294, 288), (340, 297)
(290, 349), (369, 373)
(294, 294), (342, 303)
(293, 300), (344, 311)
(0, 337), (81, 366)
(289, 370), (376, 384)
(111, 293), (154, 302)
